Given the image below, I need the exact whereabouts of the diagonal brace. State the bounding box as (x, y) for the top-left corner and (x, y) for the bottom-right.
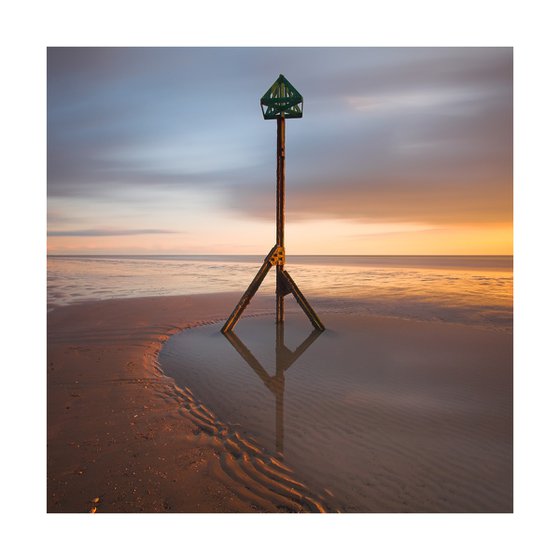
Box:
(221, 245), (277, 333)
(281, 270), (325, 332)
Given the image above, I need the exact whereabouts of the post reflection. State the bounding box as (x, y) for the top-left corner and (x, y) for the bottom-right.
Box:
(223, 323), (322, 456)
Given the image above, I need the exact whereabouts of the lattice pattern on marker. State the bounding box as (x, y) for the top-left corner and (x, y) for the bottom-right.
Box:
(260, 75), (303, 120)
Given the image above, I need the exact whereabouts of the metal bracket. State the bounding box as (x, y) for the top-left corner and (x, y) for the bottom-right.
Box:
(277, 270), (292, 297)
(268, 246), (285, 266)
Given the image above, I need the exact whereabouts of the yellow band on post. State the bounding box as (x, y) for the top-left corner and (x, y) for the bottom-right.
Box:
(269, 246), (285, 265)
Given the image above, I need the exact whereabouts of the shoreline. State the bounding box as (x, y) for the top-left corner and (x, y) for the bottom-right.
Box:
(47, 293), (512, 513)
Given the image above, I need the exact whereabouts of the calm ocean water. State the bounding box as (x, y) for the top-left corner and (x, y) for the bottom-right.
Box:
(47, 255), (513, 331)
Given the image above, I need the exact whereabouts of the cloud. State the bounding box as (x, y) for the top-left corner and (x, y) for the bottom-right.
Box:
(47, 228), (178, 237)
(47, 47), (512, 230)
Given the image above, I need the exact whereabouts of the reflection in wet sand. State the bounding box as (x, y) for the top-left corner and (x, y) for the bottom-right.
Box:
(160, 313), (513, 512)
(224, 324), (322, 455)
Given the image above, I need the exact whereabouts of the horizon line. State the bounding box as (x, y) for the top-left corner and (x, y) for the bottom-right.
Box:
(47, 253), (514, 258)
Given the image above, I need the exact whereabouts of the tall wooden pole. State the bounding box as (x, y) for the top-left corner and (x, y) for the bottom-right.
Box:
(221, 75), (324, 334)
(276, 116), (286, 324)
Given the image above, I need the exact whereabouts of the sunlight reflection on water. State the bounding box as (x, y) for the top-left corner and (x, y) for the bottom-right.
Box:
(47, 255), (512, 331)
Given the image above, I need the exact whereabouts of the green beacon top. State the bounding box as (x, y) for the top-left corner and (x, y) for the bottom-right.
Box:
(260, 74), (303, 120)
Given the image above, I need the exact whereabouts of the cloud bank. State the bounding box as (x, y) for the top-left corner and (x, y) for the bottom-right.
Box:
(47, 47), (512, 246)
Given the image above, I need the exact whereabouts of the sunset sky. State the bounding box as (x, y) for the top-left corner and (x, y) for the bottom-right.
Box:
(47, 47), (512, 255)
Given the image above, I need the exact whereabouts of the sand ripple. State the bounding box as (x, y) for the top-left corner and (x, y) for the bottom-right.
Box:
(164, 382), (330, 512)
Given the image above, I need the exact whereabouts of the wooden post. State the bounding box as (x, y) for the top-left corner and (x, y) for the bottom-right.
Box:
(276, 116), (286, 324)
(221, 75), (324, 333)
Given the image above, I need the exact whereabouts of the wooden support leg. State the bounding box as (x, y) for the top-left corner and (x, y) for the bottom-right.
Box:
(221, 245), (325, 333)
(281, 270), (325, 332)
(221, 245), (277, 333)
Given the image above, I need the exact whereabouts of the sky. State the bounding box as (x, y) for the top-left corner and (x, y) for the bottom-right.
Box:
(47, 47), (512, 255)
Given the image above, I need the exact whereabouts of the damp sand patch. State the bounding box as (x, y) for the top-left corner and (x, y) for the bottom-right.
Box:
(159, 312), (513, 513)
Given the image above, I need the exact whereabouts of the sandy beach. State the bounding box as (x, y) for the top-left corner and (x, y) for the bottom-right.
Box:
(47, 292), (512, 513)
(47, 293), (294, 513)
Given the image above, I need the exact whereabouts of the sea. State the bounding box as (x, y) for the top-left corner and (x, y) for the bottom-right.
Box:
(47, 255), (513, 332)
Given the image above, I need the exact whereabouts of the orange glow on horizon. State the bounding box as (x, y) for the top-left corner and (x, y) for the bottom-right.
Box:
(47, 219), (512, 256)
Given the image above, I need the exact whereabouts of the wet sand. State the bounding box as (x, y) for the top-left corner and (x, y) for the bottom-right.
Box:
(161, 314), (513, 512)
(48, 293), (512, 513)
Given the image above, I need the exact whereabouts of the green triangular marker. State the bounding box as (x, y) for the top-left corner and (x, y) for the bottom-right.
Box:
(260, 74), (303, 120)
